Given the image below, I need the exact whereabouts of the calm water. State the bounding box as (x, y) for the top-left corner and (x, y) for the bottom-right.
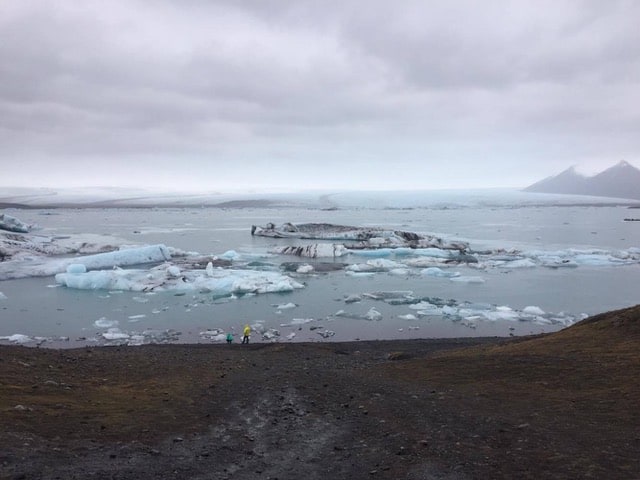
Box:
(1, 190), (639, 347)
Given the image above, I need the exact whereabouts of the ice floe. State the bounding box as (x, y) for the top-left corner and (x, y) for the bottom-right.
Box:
(94, 317), (118, 328)
(273, 302), (298, 310)
(56, 265), (304, 295)
(0, 213), (32, 233)
(253, 222), (469, 251)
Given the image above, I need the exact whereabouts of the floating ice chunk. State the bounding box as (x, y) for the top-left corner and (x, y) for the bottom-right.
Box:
(441, 305), (458, 316)
(363, 290), (414, 300)
(0, 213), (31, 233)
(262, 328), (280, 340)
(367, 258), (405, 269)
(0, 334), (33, 344)
(0, 244), (172, 280)
(504, 259), (536, 268)
(421, 267), (460, 278)
(346, 271), (375, 277)
(206, 262), (215, 277)
(274, 302), (297, 310)
(482, 306), (520, 321)
(405, 257), (449, 267)
(347, 258), (406, 273)
(94, 317), (118, 328)
(539, 257), (579, 268)
(280, 318), (314, 327)
(128, 335), (146, 346)
(344, 294), (362, 303)
(346, 264), (375, 272)
(72, 244), (171, 270)
(412, 248), (454, 258)
(286, 332), (296, 340)
(398, 314), (418, 320)
(57, 270), (131, 290)
(199, 329), (226, 342)
(389, 268), (410, 276)
(573, 254), (628, 266)
(66, 264), (87, 274)
(166, 265), (181, 277)
(0, 292), (6, 300)
(102, 328), (130, 340)
(296, 264), (314, 273)
(317, 330), (335, 338)
(220, 250), (241, 260)
(56, 267), (304, 295)
(522, 306), (546, 316)
(449, 276), (485, 284)
(365, 308), (382, 321)
(128, 314), (146, 321)
(409, 301), (438, 311)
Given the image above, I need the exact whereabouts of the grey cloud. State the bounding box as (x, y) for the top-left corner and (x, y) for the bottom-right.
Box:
(0, 0), (638, 190)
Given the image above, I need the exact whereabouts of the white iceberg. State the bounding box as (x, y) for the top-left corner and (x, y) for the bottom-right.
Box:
(0, 333), (33, 344)
(449, 276), (485, 284)
(522, 306), (546, 316)
(296, 264), (315, 273)
(94, 317), (118, 328)
(421, 267), (460, 278)
(101, 328), (130, 340)
(56, 266), (304, 295)
(0, 244), (172, 280)
(365, 308), (383, 321)
(273, 302), (298, 310)
(0, 213), (32, 233)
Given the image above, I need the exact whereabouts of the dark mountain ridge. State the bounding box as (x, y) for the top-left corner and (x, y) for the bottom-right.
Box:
(524, 160), (640, 200)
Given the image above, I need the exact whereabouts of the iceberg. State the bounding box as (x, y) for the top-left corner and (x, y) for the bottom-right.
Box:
(273, 302), (298, 310)
(523, 306), (546, 316)
(449, 276), (485, 284)
(94, 317), (118, 328)
(0, 334), (34, 344)
(365, 308), (383, 321)
(347, 258), (406, 273)
(56, 265), (304, 295)
(0, 243), (172, 280)
(252, 222), (469, 251)
(0, 213), (32, 233)
(421, 267), (460, 278)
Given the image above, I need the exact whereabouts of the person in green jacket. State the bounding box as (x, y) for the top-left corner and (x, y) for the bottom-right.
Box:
(242, 324), (251, 344)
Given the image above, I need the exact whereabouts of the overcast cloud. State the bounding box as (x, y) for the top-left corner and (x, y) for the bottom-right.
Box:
(1, 0), (639, 192)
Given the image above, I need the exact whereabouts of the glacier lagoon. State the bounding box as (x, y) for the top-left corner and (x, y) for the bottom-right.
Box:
(1, 189), (639, 347)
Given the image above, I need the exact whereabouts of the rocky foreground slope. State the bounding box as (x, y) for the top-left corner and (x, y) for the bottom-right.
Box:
(1, 305), (639, 479)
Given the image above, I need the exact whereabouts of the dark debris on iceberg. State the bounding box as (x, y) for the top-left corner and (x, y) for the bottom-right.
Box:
(251, 222), (469, 251)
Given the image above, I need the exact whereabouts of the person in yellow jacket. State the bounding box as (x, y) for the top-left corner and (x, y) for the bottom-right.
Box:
(242, 324), (251, 344)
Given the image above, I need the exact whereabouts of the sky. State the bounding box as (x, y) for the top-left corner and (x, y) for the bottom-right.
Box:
(1, 0), (639, 193)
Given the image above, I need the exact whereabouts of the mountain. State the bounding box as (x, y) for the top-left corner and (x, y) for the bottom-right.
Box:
(524, 161), (640, 200)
